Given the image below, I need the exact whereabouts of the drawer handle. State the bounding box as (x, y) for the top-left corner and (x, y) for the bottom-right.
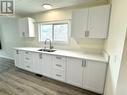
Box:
(56, 64), (62, 67)
(16, 50), (19, 54)
(39, 54), (43, 59)
(26, 66), (30, 68)
(85, 30), (89, 37)
(56, 74), (62, 77)
(82, 60), (86, 67)
(56, 56), (62, 59)
(25, 58), (30, 60)
(25, 51), (29, 54)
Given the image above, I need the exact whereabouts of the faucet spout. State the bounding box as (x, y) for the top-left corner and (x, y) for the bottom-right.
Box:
(44, 39), (53, 49)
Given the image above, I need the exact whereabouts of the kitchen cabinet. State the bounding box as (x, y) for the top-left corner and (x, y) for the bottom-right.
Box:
(22, 51), (33, 72)
(72, 5), (110, 39)
(72, 8), (88, 39)
(53, 55), (66, 70)
(32, 53), (52, 76)
(66, 57), (84, 87)
(52, 55), (66, 82)
(83, 60), (107, 94)
(14, 50), (24, 69)
(14, 49), (107, 94)
(19, 17), (35, 37)
(32, 53), (43, 74)
(66, 57), (107, 94)
(42, 54), (53, 78)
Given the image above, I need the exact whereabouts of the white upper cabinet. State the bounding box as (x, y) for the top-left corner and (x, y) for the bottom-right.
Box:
(72, 8), (89, 38)
(19, 17), (35, 37)
(83, 60), (107, 94)
(88, 5), (110, 38)
(72, 5), (110, 39)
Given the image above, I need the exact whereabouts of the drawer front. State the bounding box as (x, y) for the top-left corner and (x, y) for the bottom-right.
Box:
(24, 61), (32, 71)
(23, 51), (32, 63)
(53, 56), (66, 70)
(52, 69), (65, 82)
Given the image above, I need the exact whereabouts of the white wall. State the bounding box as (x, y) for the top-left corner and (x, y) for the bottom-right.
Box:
(0, 17), (25, 59)
(104, 0), (127, 95)
(24, 2), (108, 54)
(115, 32), (127, 95)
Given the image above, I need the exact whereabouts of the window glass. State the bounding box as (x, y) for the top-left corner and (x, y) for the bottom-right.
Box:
(40, 25), (52, 41)
(38, 21), (70, 43)
(54, 24), (68, 42)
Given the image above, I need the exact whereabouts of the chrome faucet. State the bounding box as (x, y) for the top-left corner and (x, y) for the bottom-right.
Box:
(44, 39), (53, 50)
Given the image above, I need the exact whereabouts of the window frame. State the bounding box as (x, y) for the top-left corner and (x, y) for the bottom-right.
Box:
(38, 20), (71, 44)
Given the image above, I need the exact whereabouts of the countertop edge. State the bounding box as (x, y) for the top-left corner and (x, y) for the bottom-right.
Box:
(13, 48), (109, 63)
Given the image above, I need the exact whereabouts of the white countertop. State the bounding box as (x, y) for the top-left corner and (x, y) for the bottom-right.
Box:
(14, 47), (109, 63)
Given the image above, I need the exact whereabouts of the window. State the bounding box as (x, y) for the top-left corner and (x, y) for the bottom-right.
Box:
(38, 21), (70, 43)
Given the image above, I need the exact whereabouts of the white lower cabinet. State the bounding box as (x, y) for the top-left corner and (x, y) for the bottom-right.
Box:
(66, 57), (107, 94)
(32, 53), (52, 77)
(83, 60), (107, 94)
(52, 56), (66, 82)
(52, 69), (65, 82)
(32, 53), (43, 74)
(14, 50), (24, 69)
(22, 51), (33, 72)
(42, 54), (53, 78)
(14, 50), (107, 94)
(66, 57), (84, 87)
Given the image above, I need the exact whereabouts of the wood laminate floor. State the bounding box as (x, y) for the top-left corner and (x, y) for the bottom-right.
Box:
(0, 57), (100, 95)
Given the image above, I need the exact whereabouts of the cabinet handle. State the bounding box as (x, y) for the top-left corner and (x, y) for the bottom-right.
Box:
(56, 56), (62, 59)
(25, 51), (29, 54)
(16, 50), (19, 54)
(25, 57), (29, 60)
(56, 64), (62, 67)
(85, 30), (89, 37)
(56, 74), (62, 77)
(22, 32), (25, 36)
(39, 54), (43, 59)
(26, 66), (30, 68)
(82, 60), (86, 67)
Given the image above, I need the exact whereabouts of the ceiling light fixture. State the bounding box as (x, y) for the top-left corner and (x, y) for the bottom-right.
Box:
(42, 4), (52, 9)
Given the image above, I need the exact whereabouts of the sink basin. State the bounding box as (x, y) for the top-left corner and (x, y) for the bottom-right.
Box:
(38, 49), (56, 52)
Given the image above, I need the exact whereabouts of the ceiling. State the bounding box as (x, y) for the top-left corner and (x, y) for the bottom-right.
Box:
(15, 0), (107, 15)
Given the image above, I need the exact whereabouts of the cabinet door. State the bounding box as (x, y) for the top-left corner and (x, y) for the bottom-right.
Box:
(66, 57), (84, 87)
(28, 18), (35, 37)
(72, 8), (89, 39)
(88, 5), (110, 38)
(14, 50), (24, 69)
(83, 60), (107, 94)
(19, 17), (35, 37)
(32, 53), (43, 74)
(19, 18), (28, 37)
(43, 54), (53, 78)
